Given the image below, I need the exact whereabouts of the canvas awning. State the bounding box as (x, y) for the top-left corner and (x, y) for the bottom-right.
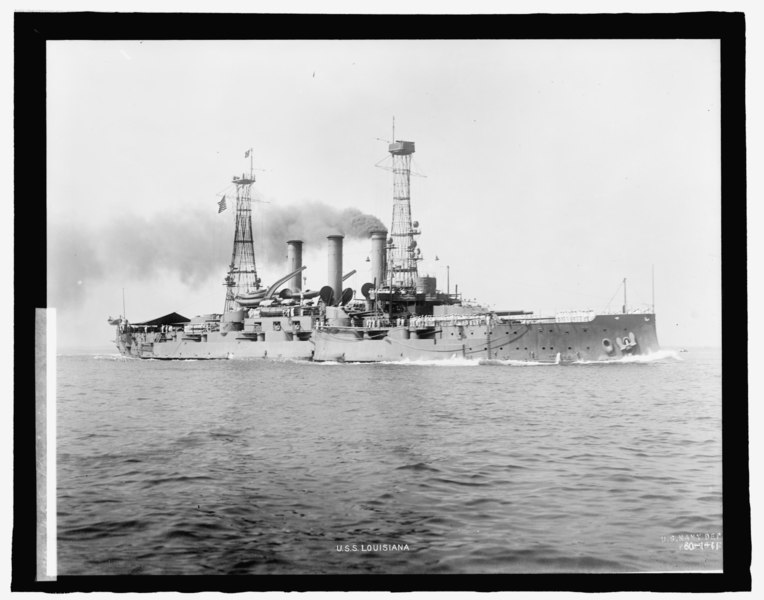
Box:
(131, 312), (190, 327)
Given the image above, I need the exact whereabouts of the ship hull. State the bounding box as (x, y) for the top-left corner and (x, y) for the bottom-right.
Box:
(115, 330), (314, 360)
(311, 313), (659, 363)
(115, 313), (657, 363)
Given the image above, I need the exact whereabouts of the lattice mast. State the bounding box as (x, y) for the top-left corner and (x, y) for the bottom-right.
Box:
(388, 132), (420, 289)
(223, 149), (261, 313)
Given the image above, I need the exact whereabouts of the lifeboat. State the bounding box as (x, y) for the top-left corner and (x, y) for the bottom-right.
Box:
(237, 289), (267, 300)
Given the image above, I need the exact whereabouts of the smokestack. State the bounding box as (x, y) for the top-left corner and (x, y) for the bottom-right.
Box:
(370, 230), (387, 288)
(327, 234), (344, 303)
(286, 240), (303, 291)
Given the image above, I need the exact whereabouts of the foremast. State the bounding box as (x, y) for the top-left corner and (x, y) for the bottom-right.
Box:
(223, 148), (261, 313)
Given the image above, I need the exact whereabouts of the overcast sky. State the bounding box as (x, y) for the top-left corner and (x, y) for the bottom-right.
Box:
(47, 38), (722, 349)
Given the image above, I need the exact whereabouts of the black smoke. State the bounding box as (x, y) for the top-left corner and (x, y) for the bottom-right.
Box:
(48, 202), (386, 309)
(257, 201), (386, 263)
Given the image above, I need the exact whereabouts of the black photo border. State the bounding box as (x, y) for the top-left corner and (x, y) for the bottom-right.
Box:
(13, 10), (750, 593)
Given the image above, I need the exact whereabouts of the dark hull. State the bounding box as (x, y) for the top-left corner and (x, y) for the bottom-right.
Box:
(311, 313), (659, 363)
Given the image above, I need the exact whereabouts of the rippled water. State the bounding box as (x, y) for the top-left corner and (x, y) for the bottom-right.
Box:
(56, 348), (722, 574)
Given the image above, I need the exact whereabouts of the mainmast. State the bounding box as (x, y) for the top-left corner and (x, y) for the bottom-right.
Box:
(387, 137), (420, 289)
(223, 148), (261, 313)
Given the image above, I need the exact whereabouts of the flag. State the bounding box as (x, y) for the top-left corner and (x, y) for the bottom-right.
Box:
(218, 195), (227, 213)
(245, 149), (250, 158)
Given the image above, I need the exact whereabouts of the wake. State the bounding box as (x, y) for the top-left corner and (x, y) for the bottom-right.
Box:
(572, 349), (682, 365)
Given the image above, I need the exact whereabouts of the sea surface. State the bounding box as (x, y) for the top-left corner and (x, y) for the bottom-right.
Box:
(56, 348), (723, 575)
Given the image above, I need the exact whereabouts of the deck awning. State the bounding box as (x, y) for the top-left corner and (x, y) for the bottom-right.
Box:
(131, 312), (190, 327)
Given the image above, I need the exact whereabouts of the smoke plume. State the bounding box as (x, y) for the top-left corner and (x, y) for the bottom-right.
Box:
(257, 201), (386, 264)
(48, 202), (386, 309)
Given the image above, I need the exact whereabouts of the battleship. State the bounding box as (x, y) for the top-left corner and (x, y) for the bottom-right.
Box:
(110, 139), (659, 362)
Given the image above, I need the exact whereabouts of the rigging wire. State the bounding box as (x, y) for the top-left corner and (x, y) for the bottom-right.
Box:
(603, 280), (624, 313)
(214, 182), (236, 197)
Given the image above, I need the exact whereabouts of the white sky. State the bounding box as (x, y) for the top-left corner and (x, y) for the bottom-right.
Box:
(47, 37), (721, 348)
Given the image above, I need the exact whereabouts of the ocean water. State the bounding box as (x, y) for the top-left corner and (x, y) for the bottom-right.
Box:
(56, 348), (723, 575)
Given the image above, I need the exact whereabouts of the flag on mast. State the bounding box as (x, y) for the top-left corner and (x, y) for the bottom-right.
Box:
(218, 195), (227, 213)
(245, 149), (251, 158)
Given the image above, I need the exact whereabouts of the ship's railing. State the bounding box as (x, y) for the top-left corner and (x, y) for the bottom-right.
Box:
(315, 319), (394, 330)
(554, 311), (597, 323)
(347, 314), (496, 329)
(597, 307), (654, 315)
(503, 307), (653, 324)
(252, 305), (321, 318)
(358, 317), (393, 329)
(412, 315), (493, 327)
